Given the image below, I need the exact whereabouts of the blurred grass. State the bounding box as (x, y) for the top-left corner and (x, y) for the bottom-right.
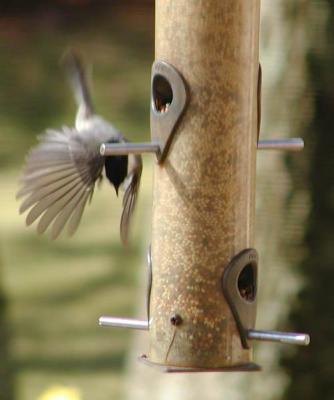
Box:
(0, 7), (153, 400)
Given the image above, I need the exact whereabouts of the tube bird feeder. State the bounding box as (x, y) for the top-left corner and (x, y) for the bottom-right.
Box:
(99, 0), (309, 372)
(149, 0), (261, 370)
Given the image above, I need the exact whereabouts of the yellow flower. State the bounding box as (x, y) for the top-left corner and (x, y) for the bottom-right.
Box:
(37, 385), (81, 400)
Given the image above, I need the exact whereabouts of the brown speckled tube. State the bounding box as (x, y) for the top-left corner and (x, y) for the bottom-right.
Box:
(149, 0), (261, 368)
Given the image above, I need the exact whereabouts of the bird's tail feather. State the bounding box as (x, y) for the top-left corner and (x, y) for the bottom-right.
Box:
(62, 49), (94, 116)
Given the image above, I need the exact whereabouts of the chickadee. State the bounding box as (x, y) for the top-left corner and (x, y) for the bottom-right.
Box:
(17, 50), (142, 244)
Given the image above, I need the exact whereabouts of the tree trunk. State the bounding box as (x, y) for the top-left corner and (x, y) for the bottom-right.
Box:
(281, 1), (334, 399)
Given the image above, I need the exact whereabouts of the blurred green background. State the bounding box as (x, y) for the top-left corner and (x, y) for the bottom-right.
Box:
(0, 1), (333, 400)
(0, 2), (154, 399)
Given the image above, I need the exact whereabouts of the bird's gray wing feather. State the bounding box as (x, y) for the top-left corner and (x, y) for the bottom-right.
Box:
(120, 154), (142, 245)
(17, 126), (104, 238)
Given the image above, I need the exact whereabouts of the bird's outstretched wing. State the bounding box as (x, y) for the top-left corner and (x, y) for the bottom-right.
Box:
(17, 127), (104, 239)
(120, 154), (142, 245)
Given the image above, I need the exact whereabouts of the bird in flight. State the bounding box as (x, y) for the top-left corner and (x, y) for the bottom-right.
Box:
(17, 50), (142, 245)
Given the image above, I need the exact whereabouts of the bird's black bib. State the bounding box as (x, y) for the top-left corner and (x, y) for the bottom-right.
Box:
(104, 139), (128, 195)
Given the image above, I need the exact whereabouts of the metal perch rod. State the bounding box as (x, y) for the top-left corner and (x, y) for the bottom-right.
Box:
(98, 316), (149, 330)
(100, 142), (160, 156)
(257, 138), (304, 151)
(98, 316), (310, 346)
(247, 329), (310, 346)
(100, 138), (304, 156)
